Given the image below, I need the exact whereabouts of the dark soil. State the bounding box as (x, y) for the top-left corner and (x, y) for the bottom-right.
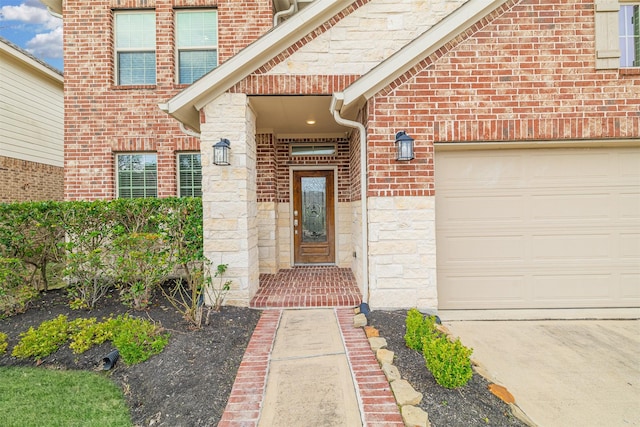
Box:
(1, 290), (527, 427)
(0, 288), (261, 427)
(369, 310), (528, 427)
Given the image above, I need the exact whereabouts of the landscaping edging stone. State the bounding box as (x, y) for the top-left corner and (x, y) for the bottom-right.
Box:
(354, 308), (431, 427)
(353, 308), (536, 427)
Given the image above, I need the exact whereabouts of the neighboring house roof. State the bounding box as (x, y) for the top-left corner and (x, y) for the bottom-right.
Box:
(0, 36), (63, 81)
(39, 0), (62, 17)
(163, 0), (510, 131)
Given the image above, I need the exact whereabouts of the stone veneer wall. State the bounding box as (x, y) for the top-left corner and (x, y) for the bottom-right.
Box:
(201, 93), (259, 307)
(367, 196), (437, 310)
(257, 201), (278, 274)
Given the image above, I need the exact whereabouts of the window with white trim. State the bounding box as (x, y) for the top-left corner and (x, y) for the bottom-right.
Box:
(115, 11), (156, 85)
(178, 153), (202, 197)
(117, 154), (158, 198)
(620, 4), (640, 67)
(176, 10), (218, 84)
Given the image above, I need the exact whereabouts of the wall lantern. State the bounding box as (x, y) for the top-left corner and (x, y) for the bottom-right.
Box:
(394, 131), (415, 161)
(213, 138), (231, 166)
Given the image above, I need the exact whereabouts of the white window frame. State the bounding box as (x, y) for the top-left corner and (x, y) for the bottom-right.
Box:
(116, 153), (158, 198)
(114, 11), (157, 85)
(619, 3), (640, 67)
(289, 143), (337, 157)
(175, 9), (218, 84)
(177, 152), (202, 197)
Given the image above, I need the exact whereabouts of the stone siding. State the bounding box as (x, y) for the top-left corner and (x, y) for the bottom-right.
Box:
(367, 196), (437, 310)
(269, 0), (468, 75)
(201, 93), (259, 307)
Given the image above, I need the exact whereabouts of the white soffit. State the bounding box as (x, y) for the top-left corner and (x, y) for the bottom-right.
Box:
(39, 0), (62, 16)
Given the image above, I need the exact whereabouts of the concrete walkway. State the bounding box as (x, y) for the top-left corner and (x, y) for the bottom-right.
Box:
(445, 319), (640, 427)
(218, 308), (404, 427)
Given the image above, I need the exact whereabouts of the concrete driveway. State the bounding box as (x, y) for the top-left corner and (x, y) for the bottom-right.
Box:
(444, 320), (640, 427)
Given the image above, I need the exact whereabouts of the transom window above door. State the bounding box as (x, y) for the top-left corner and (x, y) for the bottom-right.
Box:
(176, 10), (218, 84)
(114, 11), (156, 85)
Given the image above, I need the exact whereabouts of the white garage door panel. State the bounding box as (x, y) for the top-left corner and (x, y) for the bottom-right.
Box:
(531, 233), (612, 259)
(436, 146), (640, 310)
(444, 275), (527, 306)
(531, 193), (612, 220)
(621, 274), (640, 299)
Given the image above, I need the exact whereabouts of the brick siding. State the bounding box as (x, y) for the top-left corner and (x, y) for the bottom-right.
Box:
(0, 156), (63, 202)
(255, 136), (351, 203)
(63, 0), (273, 200)
(367, 0), (640, 198)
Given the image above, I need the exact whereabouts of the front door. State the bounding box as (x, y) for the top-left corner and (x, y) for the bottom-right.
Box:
(293, 170), (335, 264)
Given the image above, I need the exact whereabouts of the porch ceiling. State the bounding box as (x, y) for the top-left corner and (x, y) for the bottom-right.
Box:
(250, 95), (350, 139)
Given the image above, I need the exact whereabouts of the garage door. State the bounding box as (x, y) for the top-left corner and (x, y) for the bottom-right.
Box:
(435, 146), (640, 310)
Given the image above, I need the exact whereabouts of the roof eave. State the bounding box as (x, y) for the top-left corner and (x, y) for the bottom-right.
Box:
(0, 37), (63, 83)
(337, 0), (510, 116)
(164, 0), (352, 131)
(39, 0), (62, 16)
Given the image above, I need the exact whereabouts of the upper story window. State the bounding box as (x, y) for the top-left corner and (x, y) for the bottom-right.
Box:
(176, 10), (218, 84)
(620, 4), (640, 67)
(115, 11), (156, 85)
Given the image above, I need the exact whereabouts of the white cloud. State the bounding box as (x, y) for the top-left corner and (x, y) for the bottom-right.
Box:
(26, 25), (62, 59)
(0, 2), (62, 60)
(0, 3), (60, 30)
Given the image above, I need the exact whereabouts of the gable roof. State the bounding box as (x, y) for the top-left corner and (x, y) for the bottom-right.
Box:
(0, 36), (63, 82)
(160, 0), (354, 132)
(333, 0), (510, 118)
(163, 0), (511, 131)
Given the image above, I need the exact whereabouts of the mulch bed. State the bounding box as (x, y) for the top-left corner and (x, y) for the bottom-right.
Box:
(1, 289), (527, 426)
(368, 310), (528, 427)
(0, 288), (261, 427)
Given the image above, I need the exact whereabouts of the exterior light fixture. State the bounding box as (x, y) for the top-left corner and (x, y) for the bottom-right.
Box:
(213, 138), (231, 166)
(394, 131), (415, 161)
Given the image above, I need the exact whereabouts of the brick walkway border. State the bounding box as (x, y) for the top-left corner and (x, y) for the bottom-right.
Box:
(218, 308), (404, 427)
(218, 310), (281, 427)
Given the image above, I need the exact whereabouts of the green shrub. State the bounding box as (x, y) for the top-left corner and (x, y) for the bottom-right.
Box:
(113, 233), (171, 309)
(107, 315), (170, 364)
(68, 317), (112, 354)
(0, 257), (39, 318)
(0, 202), (65, 291)
(11, 314), (169, 364)
(422, 334), (473, 389)
(0, 198), (204, 311)
(404, 308), (436, 351)
(12, 314), (70, 359)
(0, 332), (7, 355)
(404, 308), (474, 389)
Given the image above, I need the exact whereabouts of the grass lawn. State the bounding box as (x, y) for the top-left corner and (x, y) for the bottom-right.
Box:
(0, 366), (131, 427)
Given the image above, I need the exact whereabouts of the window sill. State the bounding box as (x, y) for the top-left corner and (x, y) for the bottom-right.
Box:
(619, 68), (640, 76)
(111, 84), (157, 90)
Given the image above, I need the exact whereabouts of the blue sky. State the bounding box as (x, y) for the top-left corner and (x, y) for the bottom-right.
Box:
(0, 0), (63, 71)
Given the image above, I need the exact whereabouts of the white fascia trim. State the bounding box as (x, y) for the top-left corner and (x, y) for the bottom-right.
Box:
(163, 0), (352, 130)
(0, 40), (63, 83)
(338, 0), (509, 114)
